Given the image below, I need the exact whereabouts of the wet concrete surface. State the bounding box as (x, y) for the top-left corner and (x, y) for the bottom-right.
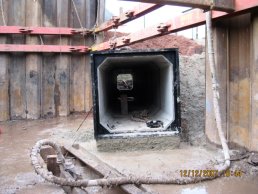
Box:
(1, 115), (258, 194)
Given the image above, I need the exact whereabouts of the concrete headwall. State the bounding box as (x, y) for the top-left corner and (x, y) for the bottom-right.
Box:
(0, 0), (104, 121)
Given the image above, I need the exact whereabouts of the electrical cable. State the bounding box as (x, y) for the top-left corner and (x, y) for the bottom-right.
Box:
(0, 0), (6, 26)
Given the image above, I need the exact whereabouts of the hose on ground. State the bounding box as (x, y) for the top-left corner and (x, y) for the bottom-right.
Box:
(30, 11), (230, 187)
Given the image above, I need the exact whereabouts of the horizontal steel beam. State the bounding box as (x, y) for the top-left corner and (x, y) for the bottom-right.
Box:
(0, 3), (162, 36)
(122, 0), (234, 12)
(0, 26), (91, 35)
(0, 44), (90, 53)
(94, 3), (163, 33)
(121, 0), (235, 12)
(92, 0), (258, 51)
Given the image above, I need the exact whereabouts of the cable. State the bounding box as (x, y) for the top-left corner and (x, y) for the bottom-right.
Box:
(63, 107), (93, 158)
(0, 0), (6, 26)
(71, 0), (83, 29)
(39, 35), (44, 45)
(205, 10), (230, 170)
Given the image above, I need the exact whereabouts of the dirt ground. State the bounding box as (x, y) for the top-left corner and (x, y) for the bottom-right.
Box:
(1, 115), (258, 194)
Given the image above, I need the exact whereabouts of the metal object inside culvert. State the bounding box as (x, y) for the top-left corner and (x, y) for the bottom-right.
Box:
(146, 120), (164, 128)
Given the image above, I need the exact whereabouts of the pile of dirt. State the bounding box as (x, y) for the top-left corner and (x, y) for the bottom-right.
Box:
(104, 31), (204, 56)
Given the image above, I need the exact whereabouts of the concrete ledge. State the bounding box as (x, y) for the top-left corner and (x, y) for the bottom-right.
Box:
(96, 132), (180, 152)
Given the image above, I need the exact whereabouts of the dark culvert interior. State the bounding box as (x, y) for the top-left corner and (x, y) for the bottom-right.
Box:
(97, 55), (175, 133)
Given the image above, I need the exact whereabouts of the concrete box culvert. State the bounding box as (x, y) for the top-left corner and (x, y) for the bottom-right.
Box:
(91, 49), (181, 140)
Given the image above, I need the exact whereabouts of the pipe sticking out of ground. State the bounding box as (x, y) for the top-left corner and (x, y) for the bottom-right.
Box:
(30, 11), (230, 187)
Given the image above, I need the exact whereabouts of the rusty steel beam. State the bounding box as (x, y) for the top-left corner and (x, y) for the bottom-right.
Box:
(94, 3), (163, 33)
(0, 44), (90, 53)
(0, 26), (91, 35)
(92, 0), (258, 51)
(0, 3), (162, 36)
(121, 0), (235, 12)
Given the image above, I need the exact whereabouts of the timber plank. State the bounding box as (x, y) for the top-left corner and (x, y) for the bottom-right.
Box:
(70, 0), (86, 112)
(228, 14), (251, 147)
(65, 145), (150, 194)
(251, 13), (258, 150)
(42, 0), (58, 117)
(9, 0), (26, 119)
(0, 0), (9, 121)
(25, 0), (42, 119)
(56, 0), (70, 116)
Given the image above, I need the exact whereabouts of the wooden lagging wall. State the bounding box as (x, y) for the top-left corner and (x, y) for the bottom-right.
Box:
(206, 12), (258, 151)
(0, 0), (103, 121)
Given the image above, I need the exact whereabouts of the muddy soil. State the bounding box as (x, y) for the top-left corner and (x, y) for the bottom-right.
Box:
(179, 53), (206, 145)
(1, 115), (258, 194)
(104, 32), (204, 56)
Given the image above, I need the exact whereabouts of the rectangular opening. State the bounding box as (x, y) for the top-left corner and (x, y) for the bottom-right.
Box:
(91, 49), (180, 138)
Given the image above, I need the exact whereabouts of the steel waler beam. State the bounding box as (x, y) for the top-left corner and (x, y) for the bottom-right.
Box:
(0, 44), (90, 53)
(0, 3), (162, 36)
(121, 0), (235, 12)
(92, 0), (258, 51)
(0, 26), (92, 35)
(93, 3), (163, 33)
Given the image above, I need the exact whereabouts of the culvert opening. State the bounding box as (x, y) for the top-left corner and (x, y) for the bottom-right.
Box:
(91, 49), (180, 138)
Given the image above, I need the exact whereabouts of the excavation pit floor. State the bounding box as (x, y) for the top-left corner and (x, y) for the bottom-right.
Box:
(0, 114), (258, 194)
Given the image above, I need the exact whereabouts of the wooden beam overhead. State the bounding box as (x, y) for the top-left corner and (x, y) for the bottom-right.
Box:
(121, 0), (235, 12)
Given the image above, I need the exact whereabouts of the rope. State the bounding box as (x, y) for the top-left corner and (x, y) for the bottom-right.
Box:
(31, 139), (229, 188)
(71, 0), (83, 29)
(63, 107), (93, 158)
(95, 0), (100, 27)
(39, 35), (44, 45)
(0, 0), (6, 26)
(58, 4), (62, 65)
(205, 10), (230, 168)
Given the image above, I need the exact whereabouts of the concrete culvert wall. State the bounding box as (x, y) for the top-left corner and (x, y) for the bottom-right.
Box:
(97, 55), (175, 133)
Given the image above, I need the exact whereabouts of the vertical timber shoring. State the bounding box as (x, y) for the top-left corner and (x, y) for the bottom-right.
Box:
(56, 0), (70, 116)
(25, 0), (42, 119)
(205, 21), (228, 145)
(0, 0), (9, 121)
(251, 12), (258, 150)
(42, 0), (58, 117)
(84, 0), (97, 112)
(9, 0), (26, 119)
(70, 0), (87, 112)
(228, 14), (251, 148)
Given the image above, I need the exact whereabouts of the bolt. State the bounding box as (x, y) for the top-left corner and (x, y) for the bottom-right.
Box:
(125, 10), (134, 18)
(157, 23), (171, 33)
(19, 28), (33, 34)
(112, 16), (120, 27)
(70, 29), (81, 34)
(109, 40), (117, 49)
(122, 37), (131, 44)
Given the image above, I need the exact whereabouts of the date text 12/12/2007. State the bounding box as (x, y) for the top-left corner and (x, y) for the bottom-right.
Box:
(180, 169), (242, 178)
